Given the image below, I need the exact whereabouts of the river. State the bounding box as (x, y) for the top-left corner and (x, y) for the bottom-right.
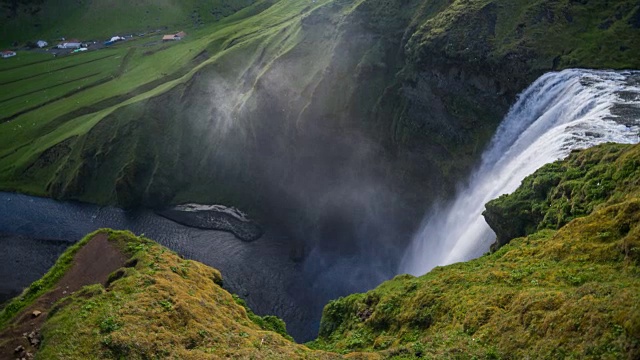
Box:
(0, 192), (319, 340)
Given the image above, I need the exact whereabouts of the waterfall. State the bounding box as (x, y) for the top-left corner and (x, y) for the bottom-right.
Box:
(400, 69), (640, 276)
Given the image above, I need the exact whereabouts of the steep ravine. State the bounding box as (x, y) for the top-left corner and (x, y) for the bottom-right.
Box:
(3, 0), (634, 287)
(1, 143), (639, 359)
(1, 0), (639, 354)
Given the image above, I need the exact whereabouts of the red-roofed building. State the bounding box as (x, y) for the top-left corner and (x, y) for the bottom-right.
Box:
(163, 31), (187, 41)
(1, 50), (16, 58)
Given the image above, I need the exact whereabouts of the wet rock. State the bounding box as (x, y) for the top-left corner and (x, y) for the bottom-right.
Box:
(157, 203), (263, 242)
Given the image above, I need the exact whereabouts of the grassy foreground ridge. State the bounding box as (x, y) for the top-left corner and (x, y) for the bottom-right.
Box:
(0, 230), (340, 359)
(1, 143), (639, 359)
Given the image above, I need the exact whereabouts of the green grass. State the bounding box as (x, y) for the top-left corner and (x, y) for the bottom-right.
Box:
(0, 50), (123, 118)
(233, 294), (294, 341)
(407, 0), (640, 71)
(0, 51), (54, 71)
(484, 143), (640, 249)
(0, 0), (261, 48)
(0, 50), (117, 84)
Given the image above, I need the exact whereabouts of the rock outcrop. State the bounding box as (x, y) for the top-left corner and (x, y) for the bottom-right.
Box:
(157, 203), (264, 242)
(484, 143), (640, 250)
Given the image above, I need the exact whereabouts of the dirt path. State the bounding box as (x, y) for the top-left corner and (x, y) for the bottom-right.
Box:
(0, 233), (127, 360)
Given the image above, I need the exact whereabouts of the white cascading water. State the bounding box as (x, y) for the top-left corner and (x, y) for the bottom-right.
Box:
(401, 69), (640, 276)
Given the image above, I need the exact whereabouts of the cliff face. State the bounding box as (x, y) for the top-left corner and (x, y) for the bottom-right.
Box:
(3, 0), (639, 208)
(484, 143), (640, 250)
(1, 0), (639, 256)
(310, 143), (640, 359)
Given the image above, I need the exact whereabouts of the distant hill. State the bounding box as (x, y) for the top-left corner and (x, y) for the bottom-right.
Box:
(0, 0), (258, 47)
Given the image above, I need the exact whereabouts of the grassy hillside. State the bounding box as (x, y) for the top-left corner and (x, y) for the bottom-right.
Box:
(0, 0), (332, 208)
(310, 143), (640, 359)
(485, 143), (640, 250)
(0, 230), (342, 359)
(1, 0), (637, 213)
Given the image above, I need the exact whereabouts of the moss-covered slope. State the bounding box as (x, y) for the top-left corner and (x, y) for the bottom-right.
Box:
(484, 143), (640, 250)
(0, 230), (341, 359)
(310, 143), (640, 359)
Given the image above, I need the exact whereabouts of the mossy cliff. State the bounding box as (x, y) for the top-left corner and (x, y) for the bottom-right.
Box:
(310, 143), (640, 359)
(0, 230), (341, 359)
(1, 0), (638, 233)
(485, 143), (640, 250)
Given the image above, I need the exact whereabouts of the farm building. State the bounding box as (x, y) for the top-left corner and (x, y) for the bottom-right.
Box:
(163, 31), (187, 41)
(58, 42), (82, 49)
(1, 50), (16, 58)
(36, 40), (48, 48)
(104, 36), (124, 46)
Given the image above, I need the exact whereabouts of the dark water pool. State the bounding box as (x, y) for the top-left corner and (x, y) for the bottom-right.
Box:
(0, 192), (319, 340)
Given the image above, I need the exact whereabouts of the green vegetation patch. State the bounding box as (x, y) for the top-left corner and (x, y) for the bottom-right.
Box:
(233, 294), (294, 341)
(484, 143), (640, 249)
